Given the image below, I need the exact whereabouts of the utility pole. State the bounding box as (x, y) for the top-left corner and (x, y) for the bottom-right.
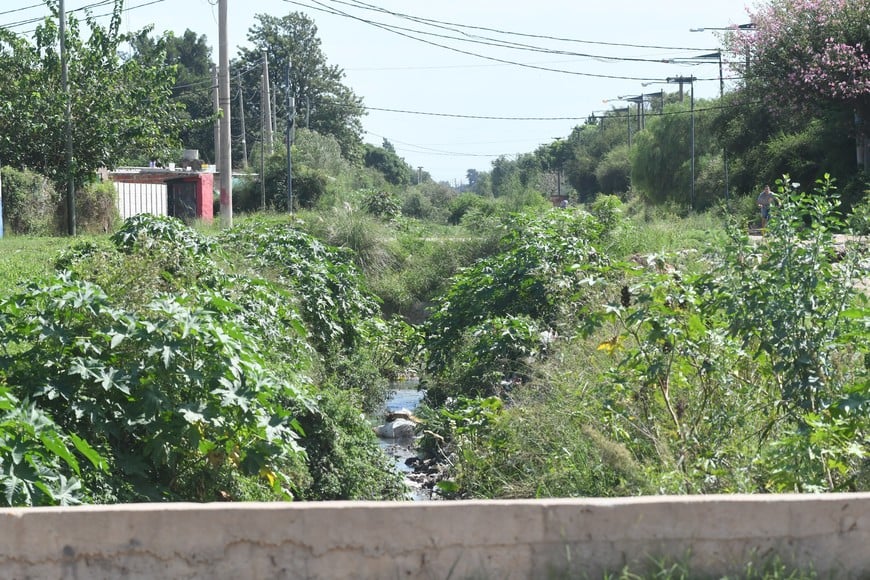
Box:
(212, 64), (220, 173)
(262, 52), (273, 154)
(60, 0), (75, 235)
(260, 87), (266, 210)
(286, 60), (294, 213)
(218, 0), (232, 228)
(304, 94), (310, 130)
(237, 71), (248, 169)
(668, 76), (696, 210)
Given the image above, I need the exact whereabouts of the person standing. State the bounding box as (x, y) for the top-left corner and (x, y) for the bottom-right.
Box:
(756, 184), (774, 230)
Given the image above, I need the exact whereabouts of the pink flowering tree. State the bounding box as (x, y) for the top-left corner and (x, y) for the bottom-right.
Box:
(726, 0), (870, 163)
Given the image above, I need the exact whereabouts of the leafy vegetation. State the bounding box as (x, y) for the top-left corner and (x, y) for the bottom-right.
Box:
(0, 1), (182, 189)
(0, 214), (406, 504)
(419, 178), (868, 499)
(0, 0), (867, 515)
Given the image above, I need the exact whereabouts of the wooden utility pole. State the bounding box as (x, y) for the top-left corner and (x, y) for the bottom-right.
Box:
(237, 71), (248, 169)
(218, 0), (232, 228)
(262, 52), (273, 154)
(60, 0), (75, 235)
(212, 64), (220, 174)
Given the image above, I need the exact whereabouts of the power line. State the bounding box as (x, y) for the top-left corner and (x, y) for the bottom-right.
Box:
(298, 0), (700, 66)
(366, 106), (588, 121)
(366, 131), (505, 157)
(284, 0), (674, 82)
(0, 0), (115, 29)
(0, 2), (44, 18)
(2, 0), (169, 34)
(363, 99), (753, 121)
(331, 0), (715, 53)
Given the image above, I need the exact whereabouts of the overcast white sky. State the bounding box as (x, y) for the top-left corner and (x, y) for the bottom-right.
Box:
(1, 0), (757, 184)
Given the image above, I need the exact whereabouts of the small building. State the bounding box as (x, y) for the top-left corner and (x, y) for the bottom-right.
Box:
(108, 167), (214, 224)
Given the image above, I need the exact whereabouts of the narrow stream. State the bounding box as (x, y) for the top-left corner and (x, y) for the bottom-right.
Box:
(375, 380), (434, 501)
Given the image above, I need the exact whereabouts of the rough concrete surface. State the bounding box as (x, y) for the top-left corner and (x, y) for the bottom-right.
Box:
(0, 494), (868, 579)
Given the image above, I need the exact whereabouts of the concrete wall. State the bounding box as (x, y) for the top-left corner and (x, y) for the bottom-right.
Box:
(1, 494), (868, 579)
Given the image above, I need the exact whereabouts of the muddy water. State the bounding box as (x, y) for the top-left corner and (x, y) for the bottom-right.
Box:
(375, 381), (433, 501)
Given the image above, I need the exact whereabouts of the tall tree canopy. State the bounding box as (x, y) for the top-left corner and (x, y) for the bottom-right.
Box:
(130, 29), (214, 162)
(236, 12), (366, 161)
(730, 0), (870, 119)
(0, 1), (182, 188)
(725, 0), (870, 190)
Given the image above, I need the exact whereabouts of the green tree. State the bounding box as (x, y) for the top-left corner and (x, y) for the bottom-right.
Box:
(563, 114), (627, 202)
(0, 1), (183, 189)
(130, 29), (215, 162)
(728, 0), (870, 124)
(631, 97), (718, 209)
(363, 139), (413, 186)
(718, 0), (869, 200)
(236, 12), (365, 161)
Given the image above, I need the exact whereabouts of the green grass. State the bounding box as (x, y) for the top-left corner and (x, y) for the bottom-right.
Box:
(0, 235), (80, 296)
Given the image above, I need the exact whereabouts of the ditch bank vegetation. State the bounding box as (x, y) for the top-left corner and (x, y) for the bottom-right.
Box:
(0, 176), (866, 510)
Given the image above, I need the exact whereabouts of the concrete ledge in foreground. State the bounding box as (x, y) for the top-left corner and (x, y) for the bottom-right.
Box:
(0, 493), (868, 579)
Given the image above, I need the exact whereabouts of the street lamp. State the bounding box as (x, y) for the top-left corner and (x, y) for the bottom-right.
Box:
(603, 99), (636, 147)
(670, 51), (729, 202)
(667, 76), (695, 210)
(691, 23), (756, 71)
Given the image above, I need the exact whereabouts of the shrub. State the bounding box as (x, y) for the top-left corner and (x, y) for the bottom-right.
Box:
(595, 144), (631, 195)
(590, 194), (624, 235)
(361, 189), (401, 221)
(423, 209), (608, 402)
(847, 192), (870, 234)
(447, 192), (488, 225)
(233, 148), (331, 213)
(0, 274), (311, 502)
(0, 166), (61, 235)
(74, 180), (119, 234)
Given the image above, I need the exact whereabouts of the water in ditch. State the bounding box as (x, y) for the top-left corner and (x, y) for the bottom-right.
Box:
(374, 379), (434, 501)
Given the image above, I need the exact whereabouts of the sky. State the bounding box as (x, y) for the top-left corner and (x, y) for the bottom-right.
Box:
(0, 0), (758, 185)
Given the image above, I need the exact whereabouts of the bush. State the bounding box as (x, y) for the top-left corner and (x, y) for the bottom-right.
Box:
(234, 148), (331, 213)
(590, 194), (624, 235)
(847, 189), (870, 234)
(423, 209), (608, 402)
(595, 144), (631, 195)
(447, 192), (487, 225)
(57, 180), (120, 235)
(0, 274), (311, 502)
(361, 189), (401, 221)
(400, 189), (435, 220)
(0, 166), (61, 235)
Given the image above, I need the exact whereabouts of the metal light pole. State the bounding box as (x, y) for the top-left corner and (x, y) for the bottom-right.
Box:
(676, 50), (729, 203)
(668, 76), (695, 210)
(690, 23), (756, 72)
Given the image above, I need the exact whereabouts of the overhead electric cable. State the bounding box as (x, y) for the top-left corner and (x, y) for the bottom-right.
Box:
(299, 0), (700, 64)
(362, 99), (761, 121)
(330, 0), (714, 52)
(0, 2), (44, 17)
(7, 0), (169, 34)
(285, 0), (674, 82)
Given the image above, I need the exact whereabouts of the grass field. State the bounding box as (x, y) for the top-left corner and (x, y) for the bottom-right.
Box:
(0, 235), (79, 296)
